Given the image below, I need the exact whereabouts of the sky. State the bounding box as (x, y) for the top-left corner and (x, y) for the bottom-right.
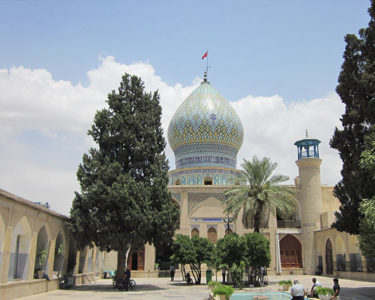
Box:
(0, 0), (371, 215)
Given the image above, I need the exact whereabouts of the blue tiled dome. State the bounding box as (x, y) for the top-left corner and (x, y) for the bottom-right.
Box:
(168, 80), (244, 170)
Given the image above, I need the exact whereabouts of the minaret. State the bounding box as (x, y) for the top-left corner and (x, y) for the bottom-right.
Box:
(294, 132), (322, 274)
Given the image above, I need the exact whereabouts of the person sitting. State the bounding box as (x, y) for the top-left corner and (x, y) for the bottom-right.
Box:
(291, 280), (305, 300)
(186, 272), (193, 284)
(307, 277), (323, 298)
(123, 267), (131, 291)
(330, 278), (340, 299)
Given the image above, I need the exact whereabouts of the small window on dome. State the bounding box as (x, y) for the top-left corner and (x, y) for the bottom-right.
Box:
(204, 176), (212, 185)
(175, 179), (181, 185)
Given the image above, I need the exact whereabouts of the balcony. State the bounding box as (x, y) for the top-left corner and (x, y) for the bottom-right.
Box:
(277, 220), (301, 228)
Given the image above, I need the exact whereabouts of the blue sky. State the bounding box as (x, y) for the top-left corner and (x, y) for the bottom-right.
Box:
(1, 1), (369, 101)
(0, 0), (372, 215)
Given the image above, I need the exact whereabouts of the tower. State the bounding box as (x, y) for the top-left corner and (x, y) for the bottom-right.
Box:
(294, 134), (322, 274)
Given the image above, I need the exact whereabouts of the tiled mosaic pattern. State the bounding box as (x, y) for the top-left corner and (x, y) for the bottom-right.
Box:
(169, 168), (241, 186)
(168, 81), (244, 170)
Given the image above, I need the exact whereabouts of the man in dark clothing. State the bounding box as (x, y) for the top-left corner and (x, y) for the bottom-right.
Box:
(123, 267), (131, 291)
(331, 278), (340, 299)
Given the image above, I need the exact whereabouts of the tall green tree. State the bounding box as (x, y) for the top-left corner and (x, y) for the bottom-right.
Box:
(69, 74), (179, 278)
(330, 1), (375, 234)
(358, 132), (375, 256)
(224, 157), (296, 233)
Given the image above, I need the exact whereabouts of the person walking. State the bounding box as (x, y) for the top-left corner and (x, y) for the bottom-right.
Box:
(222, 267), (226, 284)
(170, 264), (175, 281)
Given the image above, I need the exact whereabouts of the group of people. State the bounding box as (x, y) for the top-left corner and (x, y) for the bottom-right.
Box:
(291, 277), (340, 300)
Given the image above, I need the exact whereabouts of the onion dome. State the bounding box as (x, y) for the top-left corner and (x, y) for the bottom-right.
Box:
(168, 79), (244, 171)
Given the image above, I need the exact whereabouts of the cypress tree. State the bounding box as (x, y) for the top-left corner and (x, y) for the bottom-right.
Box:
(330, 1), (375, 234)
(69, 74), (179, 277)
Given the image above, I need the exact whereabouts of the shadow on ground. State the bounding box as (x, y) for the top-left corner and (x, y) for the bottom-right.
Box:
(170, 282), (207, 287)
(339, 287), (375, 299)
(71, 283), (165, 292)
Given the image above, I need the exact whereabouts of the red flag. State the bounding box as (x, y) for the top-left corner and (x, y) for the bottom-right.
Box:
(202, 51), (208, 60)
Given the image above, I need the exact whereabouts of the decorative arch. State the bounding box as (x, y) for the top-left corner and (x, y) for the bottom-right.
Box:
(348, 235), (362, 272)
(207, 227), (217, 244)
(53, 231), (65, 275)
(190, 197), (226, 217)
(175, 179), (181, 185)
(10, 216), (32, 280)
(335, 235), (346, 271)
(326, 239), (333, 274)
(191, 228), (199, 237)
(34, 225), (50, 277)
(280, 234), (302, 268)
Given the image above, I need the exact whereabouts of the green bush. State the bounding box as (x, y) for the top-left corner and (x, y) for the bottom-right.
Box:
(315, 286), (334, 296)
(213, 284), (234, 300)
(208, 280), (221, 291)
(278, 280), (292, 286)
(230, 262), (245, 289)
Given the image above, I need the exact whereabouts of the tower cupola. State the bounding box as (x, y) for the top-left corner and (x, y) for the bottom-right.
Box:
(294, 131), (321, 160)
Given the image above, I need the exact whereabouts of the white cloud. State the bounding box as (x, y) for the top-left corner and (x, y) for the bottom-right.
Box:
(233, 92), (344, 186)
(0, 56), (344, 215)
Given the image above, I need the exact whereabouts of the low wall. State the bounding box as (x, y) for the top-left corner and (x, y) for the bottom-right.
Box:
(0, 273), (97, 300)
(334, 271), (375, 282)
(0, 278), (59, 300)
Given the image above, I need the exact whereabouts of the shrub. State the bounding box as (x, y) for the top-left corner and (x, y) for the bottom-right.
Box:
(278, 280), (292, 286)
(315, 286), (334, 296)
(230, 262), (245, 289)
(213, 284), (234, 300)
(208, 281), (221, 291)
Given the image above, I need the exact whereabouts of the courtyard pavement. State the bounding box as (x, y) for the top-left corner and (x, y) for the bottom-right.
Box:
(17, 274), (375, 300)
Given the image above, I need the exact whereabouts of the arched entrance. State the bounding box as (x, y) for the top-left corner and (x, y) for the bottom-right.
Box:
(326, 239), (333, 274)
(280, 234), (303, 268)
(127, 248), (145, 270)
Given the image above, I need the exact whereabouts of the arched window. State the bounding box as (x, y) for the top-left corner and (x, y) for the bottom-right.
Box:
(191, 228), (199, 237)
(280, 234), (302, 268)
(207, 227), (217, 244)
(204, 176), (213, 185)
(175, 179), (180, 185)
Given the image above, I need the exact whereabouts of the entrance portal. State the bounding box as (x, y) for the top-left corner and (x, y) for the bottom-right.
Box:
(280, 234), (303, 268)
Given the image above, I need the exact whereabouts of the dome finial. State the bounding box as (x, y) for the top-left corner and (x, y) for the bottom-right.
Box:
(306, 129), (308, 138)
(203, 71), (208, 82)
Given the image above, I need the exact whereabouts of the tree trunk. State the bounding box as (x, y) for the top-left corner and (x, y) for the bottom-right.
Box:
(253, 201), (264, 233)
(117, 246), (130, 279)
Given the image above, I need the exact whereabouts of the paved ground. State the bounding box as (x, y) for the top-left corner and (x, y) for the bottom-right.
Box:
(17, 274), (375, 300)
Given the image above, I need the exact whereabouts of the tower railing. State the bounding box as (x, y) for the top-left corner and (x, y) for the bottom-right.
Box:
(277, 220), (302, 228)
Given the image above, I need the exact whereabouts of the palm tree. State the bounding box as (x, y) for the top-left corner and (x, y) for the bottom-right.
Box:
(225, 156), (297, 233)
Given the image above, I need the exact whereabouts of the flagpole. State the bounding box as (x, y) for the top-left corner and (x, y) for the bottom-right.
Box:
(206, 50), (208, 79)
